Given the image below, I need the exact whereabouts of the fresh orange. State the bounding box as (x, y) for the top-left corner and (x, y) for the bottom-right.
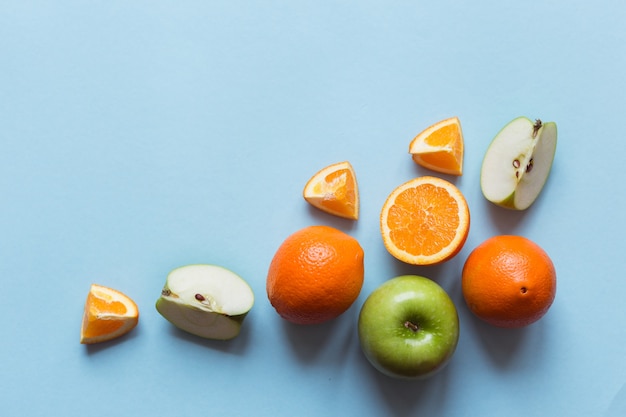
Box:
(380, 176), (470, 265)
(303, 161), (359, 220)
(80, 284), (139, 344)
(409, 117), (464, 176)
(462, 235), (556, 328)
(266, 225), (364, 325)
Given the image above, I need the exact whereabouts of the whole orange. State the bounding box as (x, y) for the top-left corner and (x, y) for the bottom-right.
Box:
(462, 235), (556, 328)
(266, 225), (364, 325)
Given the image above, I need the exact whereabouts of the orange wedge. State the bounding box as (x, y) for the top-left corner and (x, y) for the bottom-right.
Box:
(380, 176), (470, 265)
(303, 161), (359, 220)
(409, 117), (464, 176)
(80, 284), (139, 344)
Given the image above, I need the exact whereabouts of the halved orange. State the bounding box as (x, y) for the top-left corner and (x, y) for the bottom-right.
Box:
(380, 176), (470, 265)
(303, 161), (359, 220)
(409, 117), (464, 176)
(80, 284), (139, 344)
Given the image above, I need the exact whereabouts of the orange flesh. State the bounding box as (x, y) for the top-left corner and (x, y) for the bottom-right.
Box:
(82, 315), (125, 339)
(80, 285), (138, 343)
(304, 162), (359, 220)
(410, 118), (464, 175)
(412, 151), (459, 171)
(317, 169), (356, 216)
(386, 184), (460, 256)
(380, 176), (470, 265)
(423, 123), (459, 146)
(81, 293), (129, 338)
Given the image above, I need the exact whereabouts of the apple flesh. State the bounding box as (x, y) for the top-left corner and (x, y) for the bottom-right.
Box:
(156, 264), (254, 340)
(481, 117), (557, 210)
(358, 275), (459, 379)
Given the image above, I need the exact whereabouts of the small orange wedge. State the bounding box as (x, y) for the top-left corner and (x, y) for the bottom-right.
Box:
(80, 284), (139, 344)
(409, 117), (464, 176)
(303, 161), (359, 220)
(380, 176), (470, 265)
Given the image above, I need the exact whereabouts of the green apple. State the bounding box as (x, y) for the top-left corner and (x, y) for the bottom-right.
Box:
(358, 275), (459, 379)
(156, 264), (254, 340)
(481, 117), (557, 210)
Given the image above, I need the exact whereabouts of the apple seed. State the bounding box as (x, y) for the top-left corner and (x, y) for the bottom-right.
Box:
(194, 293), (219, 310)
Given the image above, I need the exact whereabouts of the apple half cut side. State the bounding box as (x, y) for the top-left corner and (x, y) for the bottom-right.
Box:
(481, 117), (557, 210)
(156, 264), (254, 340)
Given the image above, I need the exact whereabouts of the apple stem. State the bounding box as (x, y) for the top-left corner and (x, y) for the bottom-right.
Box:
(404, 320), (419, 332)
(532, 119), (542, 138)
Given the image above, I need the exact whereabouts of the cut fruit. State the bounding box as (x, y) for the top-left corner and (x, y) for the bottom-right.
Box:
(380, 176), (470, 265)
(303, 161), (359, 220)
(156, 264), (254, 340)
(409, 117), (464, 176)
(481, 117), (557, 210)
(80, 284), (139, 344)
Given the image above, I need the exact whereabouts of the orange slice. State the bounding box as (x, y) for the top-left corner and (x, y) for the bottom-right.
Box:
(80, 284), (139, 344)
(303, 161), (359, 220)
(380, 176), (470, 265)
(409, 117), (464, 176)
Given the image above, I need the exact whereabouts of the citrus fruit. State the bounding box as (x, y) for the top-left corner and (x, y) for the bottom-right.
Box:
(80, 284), (139, 344)
(409, 117), (464, 176)
(462, 235), (557, 328)
(266, 225), (364, 325)
(303, 161), (359, 220)
(380, 176), (470, 265)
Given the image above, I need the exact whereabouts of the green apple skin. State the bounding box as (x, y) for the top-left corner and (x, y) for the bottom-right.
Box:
(155, 298), (249, 341)
(481, 117), (557, 210)
(358, 275), (460, 379)
(156, 264), (254, 341)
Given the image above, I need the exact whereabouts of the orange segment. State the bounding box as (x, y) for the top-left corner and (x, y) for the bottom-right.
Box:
(380, 176), (470, 265)
(303, 161), (359, 220)
(80, 284), (139, 344)
(409, 117), (464, 176)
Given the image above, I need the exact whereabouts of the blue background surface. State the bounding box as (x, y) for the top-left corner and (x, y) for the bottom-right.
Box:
(1, 1), (625, 416)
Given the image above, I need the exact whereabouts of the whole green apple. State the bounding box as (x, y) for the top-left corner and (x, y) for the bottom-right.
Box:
(358, 275), (459, 379)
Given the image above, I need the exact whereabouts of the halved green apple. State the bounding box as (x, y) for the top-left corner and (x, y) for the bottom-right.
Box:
(481, 117), (557, 210)
(156, 264), (254, 340)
